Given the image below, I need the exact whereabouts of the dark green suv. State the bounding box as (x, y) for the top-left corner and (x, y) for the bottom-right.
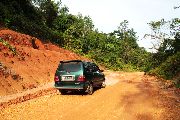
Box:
(54, 60), (106, 95)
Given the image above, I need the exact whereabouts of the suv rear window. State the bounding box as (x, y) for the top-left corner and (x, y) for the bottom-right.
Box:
(58, 62), (82, 72)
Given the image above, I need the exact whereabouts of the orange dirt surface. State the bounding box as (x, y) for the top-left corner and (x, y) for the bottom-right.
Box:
(0, 71), (179, 120)
(0, 29), (89, 96)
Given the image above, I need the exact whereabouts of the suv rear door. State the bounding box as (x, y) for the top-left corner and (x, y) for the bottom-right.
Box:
(56, 61), (83, 84)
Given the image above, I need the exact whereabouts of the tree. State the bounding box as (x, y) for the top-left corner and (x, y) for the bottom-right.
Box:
(33, 0), (60, 27)
(145, 18), (180, 82)
(146, 18), (180, 53)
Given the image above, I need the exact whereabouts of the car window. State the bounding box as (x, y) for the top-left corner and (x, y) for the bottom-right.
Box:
(84, 62), (92, 72)
(91, 64), (99, 72)
(91, 63), (99, 72)
(58, 62), (82, 72)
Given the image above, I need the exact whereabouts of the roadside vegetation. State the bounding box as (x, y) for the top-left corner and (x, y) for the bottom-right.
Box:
(0, 38), (17, 55)
(0, 0), (179, 87)
(146, 19), (180, 86)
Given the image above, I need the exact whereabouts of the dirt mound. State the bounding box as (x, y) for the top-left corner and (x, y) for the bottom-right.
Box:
(0, 29), (89, 96)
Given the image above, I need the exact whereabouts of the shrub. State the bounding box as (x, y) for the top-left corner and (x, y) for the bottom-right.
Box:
(149, 52), (180, 80)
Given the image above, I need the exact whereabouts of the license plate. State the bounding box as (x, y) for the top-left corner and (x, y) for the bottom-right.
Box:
(61, 75), (74, 81)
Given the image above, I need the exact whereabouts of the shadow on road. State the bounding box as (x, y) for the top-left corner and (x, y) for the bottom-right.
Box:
(58, 87), (102, 96)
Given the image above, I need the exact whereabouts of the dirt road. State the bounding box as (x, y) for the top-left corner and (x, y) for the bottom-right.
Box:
(0, 71), (179, 120)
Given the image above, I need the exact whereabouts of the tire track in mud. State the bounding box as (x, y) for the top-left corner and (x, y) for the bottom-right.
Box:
(0, 83), (57, 109)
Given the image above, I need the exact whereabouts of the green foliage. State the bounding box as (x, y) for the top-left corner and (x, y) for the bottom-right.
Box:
(74, 21), (149, 71)
(146, 18), (180, 87)
(0, 38), (17, 54)
(172, 33), (180, 52)
(149, 52), (180, 80)
(36, 0), (60, 27)
(0, 0), (60, 43)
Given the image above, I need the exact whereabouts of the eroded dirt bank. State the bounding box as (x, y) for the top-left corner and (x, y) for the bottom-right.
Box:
(0, 29), (89, 96)
(0, 71), (179, 120)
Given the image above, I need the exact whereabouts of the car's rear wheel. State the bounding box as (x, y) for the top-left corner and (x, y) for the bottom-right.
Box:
(86, 84), (93, 95)
(101, 81), (106, 88)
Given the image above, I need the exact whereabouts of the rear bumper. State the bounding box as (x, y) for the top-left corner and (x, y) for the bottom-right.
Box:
(54, 86), (84, 90)
(54, 82), (87, 90)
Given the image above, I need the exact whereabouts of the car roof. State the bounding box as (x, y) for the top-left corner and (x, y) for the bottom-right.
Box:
(60, 60), (93, 64)
(60, 60), (82, 63)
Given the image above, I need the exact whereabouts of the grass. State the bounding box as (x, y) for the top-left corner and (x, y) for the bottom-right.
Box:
(0, 37), (17, 55)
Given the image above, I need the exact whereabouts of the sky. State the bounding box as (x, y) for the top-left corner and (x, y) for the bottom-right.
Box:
(60, 0), (180, 52)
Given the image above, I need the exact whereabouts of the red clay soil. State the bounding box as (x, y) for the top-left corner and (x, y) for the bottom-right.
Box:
(0, 71), (179, 120)
(0, 29), (89, 96)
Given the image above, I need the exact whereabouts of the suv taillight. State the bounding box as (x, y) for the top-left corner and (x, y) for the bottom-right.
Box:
(78, 75), (86, 82)
(54, 76), (59, 82)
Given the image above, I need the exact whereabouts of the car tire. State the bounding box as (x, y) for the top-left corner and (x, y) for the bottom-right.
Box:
(101, 81), (106, 88)
(59, 89), (67, 95)
(86, 84), (93, 95)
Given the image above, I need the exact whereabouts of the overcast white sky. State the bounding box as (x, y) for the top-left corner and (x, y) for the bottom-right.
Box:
(60, 0), (180, 52)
